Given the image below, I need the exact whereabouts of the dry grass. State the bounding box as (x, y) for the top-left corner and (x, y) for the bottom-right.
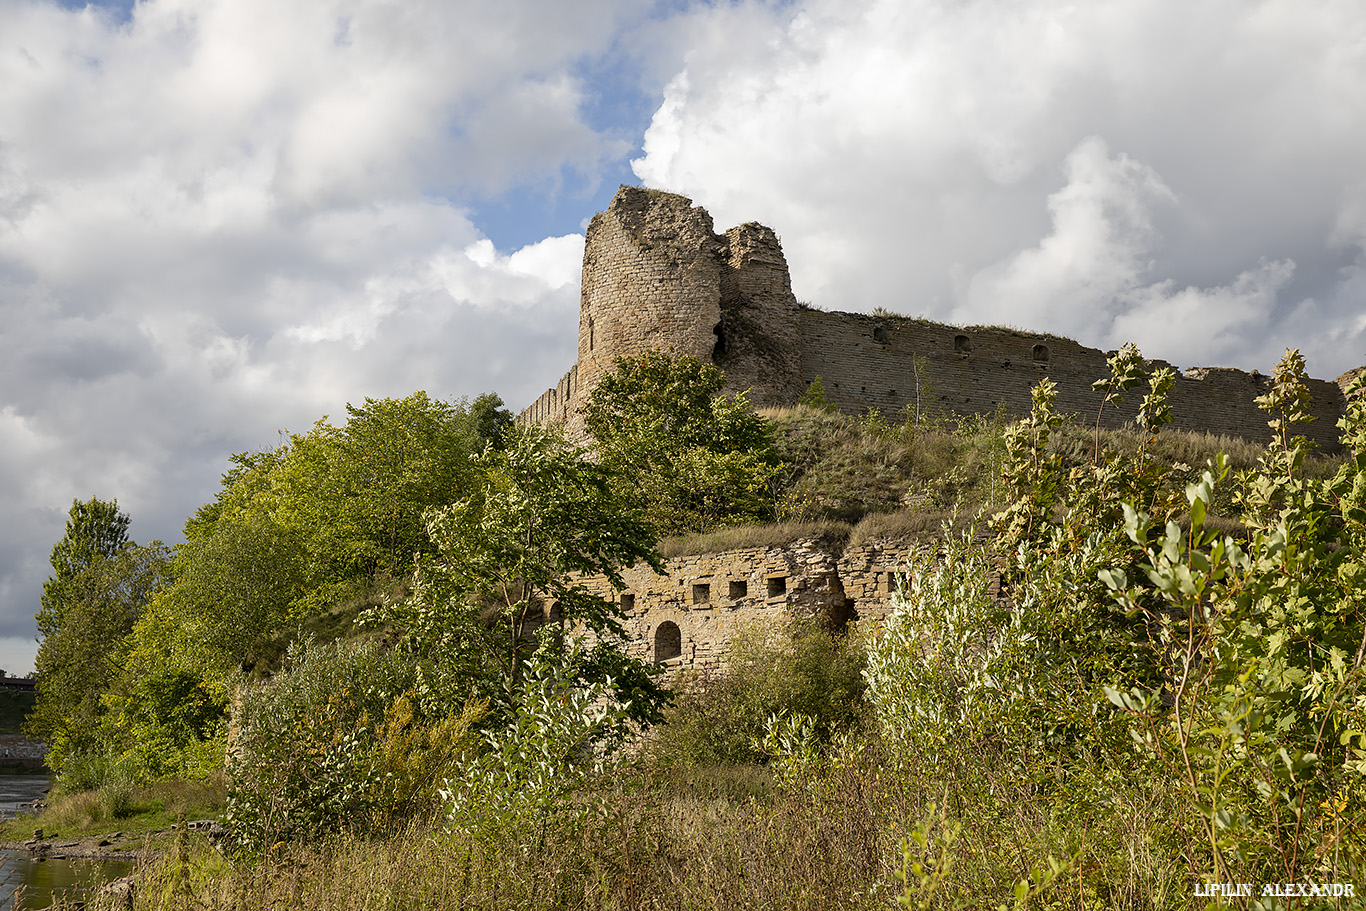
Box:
(99, 744), (1214, 911)
(1, 774), (227, 841)
(658, 520), (852, 557)
(848, 508), (985, 546)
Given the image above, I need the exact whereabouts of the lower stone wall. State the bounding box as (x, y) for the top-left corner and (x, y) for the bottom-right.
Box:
(576, 528), (997, 680)
(0, 734), (47, 773)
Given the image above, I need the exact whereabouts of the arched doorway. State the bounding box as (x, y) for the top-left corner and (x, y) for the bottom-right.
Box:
(654, 621), (682, 663)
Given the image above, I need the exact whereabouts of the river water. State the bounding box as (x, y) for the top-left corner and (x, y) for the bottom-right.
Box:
(0, 776), (135, 910)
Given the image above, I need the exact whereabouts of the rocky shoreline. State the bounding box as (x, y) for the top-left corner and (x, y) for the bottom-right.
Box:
(0, 819), (226, 861)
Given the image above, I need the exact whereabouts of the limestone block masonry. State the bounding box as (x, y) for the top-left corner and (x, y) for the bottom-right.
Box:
(522, 186), (1360, 452)
(574, 530), (998, 681)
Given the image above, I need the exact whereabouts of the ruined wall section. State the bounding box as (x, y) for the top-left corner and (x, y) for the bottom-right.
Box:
(520, 364), (578, 429)
(1173, 367), (1344, 448)
(714, 223), (805, 407)
(798, 311), (1346, 451)
(577, 538), (847, 677)
(575, 531), (977, 680)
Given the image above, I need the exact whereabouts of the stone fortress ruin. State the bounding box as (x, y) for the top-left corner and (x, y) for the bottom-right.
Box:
(522, 185), (1361, 676)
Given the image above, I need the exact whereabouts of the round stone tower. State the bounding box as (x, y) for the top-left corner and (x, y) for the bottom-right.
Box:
(521, 186), (804, 438)
(576, 187), (727, 397)
(574, 186), (803, 424)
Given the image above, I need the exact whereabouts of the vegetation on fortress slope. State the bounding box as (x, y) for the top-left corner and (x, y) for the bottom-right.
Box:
(22, 346), (1366, 909)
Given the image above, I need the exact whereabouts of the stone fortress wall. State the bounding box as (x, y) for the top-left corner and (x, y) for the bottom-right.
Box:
(574, 532), (949, 677)
(522, 185), (1354, 452)
(525, 185), (1361, 675)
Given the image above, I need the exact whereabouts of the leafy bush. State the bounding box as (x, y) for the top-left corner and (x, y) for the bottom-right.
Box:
(226, 638), (479, 852)
(649, 618), (867, 767)
(584, 352), (783, 535)
(1101, 356), (1366, 880)
(440, 645), (625, 847)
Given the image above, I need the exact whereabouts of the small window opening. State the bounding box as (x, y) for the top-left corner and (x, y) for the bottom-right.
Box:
(954, 334), (971, 355)
(767, 577), (787, 598)
(712, 323), (726, 359)
(873, 324), (890, 344)
(692, 583), (710, 604)
(620, 593), (635, 611)
(729, 580), (748, 599)
(1032, 344), (1049, 363)
(588, 316), (595, 352)
(654, 622), (682, 663)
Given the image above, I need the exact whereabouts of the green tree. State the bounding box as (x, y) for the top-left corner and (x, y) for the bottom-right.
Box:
(797, 376), (837, 413)
(372, 423), (668, 727)
(37, 497), (132, 639)
(469, 391), (514, 451)
(265, 391), (482, 587)
(582, 352), (783, 535)
(97, 391), (493, 782)
(27, 538), (170, 775)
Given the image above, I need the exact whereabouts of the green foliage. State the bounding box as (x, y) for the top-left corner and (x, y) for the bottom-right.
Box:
(864, 535), (1007, 765)
(798, 375), (837, 412)
(370, 423), (668, 727)
(80, 391), (494, 786)
(29, 497), (170, 778)
(440, 645), (624, 845)
(37, 496), (132, 637)
(865, 341), (1366, 882)
(274, 391), (484, 583)
(98, 667), (231, 783)
(183, 390), (494, 611)
(991, 378), (1065, 547)
(226, 638), (480, 853)
(582, 351), (783, 535)
(650, 618), (866, 767)
(468, 391), (514, 451)
(1101, 352), (1366, 880)
(28, 544), (173, 775)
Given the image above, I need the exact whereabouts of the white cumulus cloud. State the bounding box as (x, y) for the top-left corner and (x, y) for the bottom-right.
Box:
(633, 0), (1366, 378)
(0, 0), (634, 669)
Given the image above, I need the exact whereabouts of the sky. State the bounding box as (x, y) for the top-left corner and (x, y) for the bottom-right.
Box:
(2, 0), (1365, 674)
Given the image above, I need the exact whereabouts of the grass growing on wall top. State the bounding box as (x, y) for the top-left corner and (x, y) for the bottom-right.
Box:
(658, 520), (852, 558)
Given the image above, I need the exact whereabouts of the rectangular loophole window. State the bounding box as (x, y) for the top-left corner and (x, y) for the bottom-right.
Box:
(729, 580), (747, 599)
(767, 577), (787, 598)
(692, 583), (710, 604)
(620, 593), (635, 611)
